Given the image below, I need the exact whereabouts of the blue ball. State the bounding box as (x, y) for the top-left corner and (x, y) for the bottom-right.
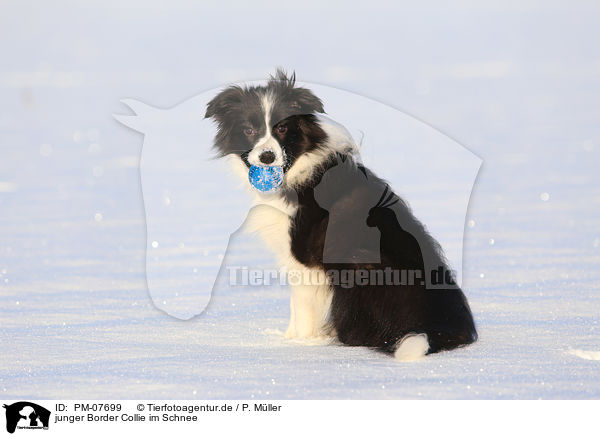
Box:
(248, 165), (284, 192)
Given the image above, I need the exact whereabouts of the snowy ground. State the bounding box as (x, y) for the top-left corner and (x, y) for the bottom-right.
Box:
(1, 1), (600, 399)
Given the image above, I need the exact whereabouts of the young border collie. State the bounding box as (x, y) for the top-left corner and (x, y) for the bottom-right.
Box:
(206, 70), (477, 361)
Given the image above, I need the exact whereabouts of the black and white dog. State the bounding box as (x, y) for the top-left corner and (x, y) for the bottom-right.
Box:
(206, 70), (477, 360)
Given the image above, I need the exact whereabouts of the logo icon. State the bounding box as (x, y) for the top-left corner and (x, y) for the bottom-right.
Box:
(3, 402), (50, 434)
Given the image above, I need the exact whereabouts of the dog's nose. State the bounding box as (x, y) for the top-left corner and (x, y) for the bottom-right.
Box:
(259, 150), (276, 165)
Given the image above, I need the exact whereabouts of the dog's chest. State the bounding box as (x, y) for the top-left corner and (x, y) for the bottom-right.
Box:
(244, 195), (298, 265)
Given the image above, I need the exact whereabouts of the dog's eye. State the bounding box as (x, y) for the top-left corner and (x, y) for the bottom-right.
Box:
(243, 127), (256, 136)
(275, 125), (287, 134)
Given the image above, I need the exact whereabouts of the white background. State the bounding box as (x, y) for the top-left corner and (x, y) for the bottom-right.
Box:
(1, 400), (598, 436)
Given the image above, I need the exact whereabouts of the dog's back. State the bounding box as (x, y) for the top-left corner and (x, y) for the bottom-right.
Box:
(289, 155), (478, 357)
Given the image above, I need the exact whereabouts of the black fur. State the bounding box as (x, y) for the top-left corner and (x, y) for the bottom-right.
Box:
(291, 157), (477, 354)
(205, 70), (326, 169)
(206, 70), (477, 357)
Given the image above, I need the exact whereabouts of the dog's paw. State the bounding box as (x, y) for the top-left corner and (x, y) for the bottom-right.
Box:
(394, 333), (429, 362)
(283, 326), (297, 339)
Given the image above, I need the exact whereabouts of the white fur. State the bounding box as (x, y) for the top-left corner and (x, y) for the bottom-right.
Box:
(231, 156), (332, 339)
(243, 202), (332, 339)
(284, 114), (359, 189)
(229, 112), (360, 341)
(316, 114), (360, 154)
(247, 93), (285, 167)
(261, 92), (273, 128)
(247, 136), (285, 167)
(394, 333), (429, 361)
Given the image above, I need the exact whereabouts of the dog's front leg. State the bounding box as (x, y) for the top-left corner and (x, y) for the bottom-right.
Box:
(285, 285), (317, 338)
(284, 294), (297, 338)
(284, 281), (332, 339)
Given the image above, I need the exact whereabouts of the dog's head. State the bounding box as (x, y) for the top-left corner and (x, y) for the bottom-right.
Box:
(205, 70), (329, 185)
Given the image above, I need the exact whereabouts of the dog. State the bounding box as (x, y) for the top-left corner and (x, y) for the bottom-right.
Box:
(205, 70), (477, 360)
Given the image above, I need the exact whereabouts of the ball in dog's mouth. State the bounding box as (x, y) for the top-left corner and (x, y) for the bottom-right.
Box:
(248, 165), (284, 192)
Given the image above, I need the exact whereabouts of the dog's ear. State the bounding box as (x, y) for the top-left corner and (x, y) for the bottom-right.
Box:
(291, 88), (325, 114)
(269, 69), (324, 114)
(205, 86), (244, 120)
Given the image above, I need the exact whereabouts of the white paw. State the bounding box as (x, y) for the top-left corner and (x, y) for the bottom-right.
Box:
(394, 333), (429, 362)
(282, 325), (334, 344)
(283, 326), (296, 339)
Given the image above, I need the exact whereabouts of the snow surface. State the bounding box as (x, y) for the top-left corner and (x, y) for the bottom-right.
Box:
(1, 1), (600, 399)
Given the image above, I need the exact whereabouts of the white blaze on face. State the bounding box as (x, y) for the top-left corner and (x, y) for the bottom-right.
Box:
(247, 93), (285, 167)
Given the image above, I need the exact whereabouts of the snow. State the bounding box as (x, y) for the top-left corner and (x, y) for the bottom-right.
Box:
(1, 1), (600, 399)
